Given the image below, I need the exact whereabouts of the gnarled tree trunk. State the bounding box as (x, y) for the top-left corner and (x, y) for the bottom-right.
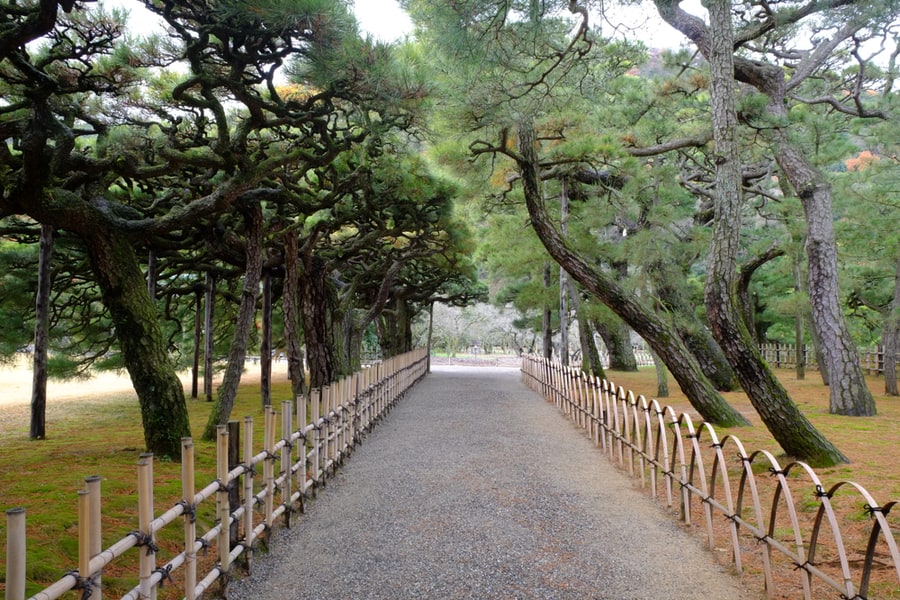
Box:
(203, 203), (264, 440)
(30, 223), (54, 440)
(84, 227), (191, 458)
(700, 0), (846, 465)
(299, 252), (337, 389)
(517, 118), (749, 427)
(282, 228), (307, 399)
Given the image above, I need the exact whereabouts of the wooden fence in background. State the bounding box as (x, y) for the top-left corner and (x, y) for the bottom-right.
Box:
(521, 354), (900, 600)
(3, 348), (428, 600)
(760, 342), (898, 375)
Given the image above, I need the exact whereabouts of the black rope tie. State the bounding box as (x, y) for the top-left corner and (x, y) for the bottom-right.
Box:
(130, 531), (159, 555)
(792, 560), (814, 572)
(814, 485), (832, 499)
(768, 467), (784, 477)
(864, 503), (884, 518)
(66, 570), (99, 600)
(153, 564), (174, 588)
(176, 500), (197, 524)
(196, 536), (211, 556)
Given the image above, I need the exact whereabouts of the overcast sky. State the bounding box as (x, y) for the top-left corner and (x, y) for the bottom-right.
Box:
(354, 0), (414, 42)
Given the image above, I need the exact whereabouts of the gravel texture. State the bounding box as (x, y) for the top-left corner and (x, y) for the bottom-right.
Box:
(228, 365), (752, 600)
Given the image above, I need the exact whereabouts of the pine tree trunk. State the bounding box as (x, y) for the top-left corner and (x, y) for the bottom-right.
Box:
(260, 270), (273, 409)
(649, 347), (668, 398)
(203, 203), (263, 440)
(593, 318), (637, 372)
(568, 280), (604, 378)
(204, 272), (216, 402)
(84, 228), (191, 459)
(191, 286), (202, 399)
(775, 139), (876, 416)
(794, 254), (806, 381)
(282, 229), (306, 399)
(883, 247), (900, 396)
(702, 0), (846, 465)
(299, 253), (336, 389)
(651, 262), (739, 391)
(542, 262), (553, 360)
(30, 223), (53, 440)
(559, 180), (569, 366)
(517, 118), (749, 427)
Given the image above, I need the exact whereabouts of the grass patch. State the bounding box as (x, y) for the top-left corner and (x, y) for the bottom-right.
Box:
(0, 368), (294, 598)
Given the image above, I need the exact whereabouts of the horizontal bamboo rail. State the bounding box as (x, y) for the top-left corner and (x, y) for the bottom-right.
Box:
(521, 354), (900, 600)
(759, 342), (899, 375)
(3, 348), (428, 600)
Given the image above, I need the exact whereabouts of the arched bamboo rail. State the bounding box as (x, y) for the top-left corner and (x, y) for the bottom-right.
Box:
(521, 354), (900, 599)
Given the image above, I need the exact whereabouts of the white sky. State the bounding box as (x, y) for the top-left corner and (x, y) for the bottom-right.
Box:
(103, 0), (701, 49)
(353, 0), (414, 42)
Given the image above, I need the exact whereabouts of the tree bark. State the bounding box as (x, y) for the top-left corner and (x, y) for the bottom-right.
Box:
(542, 262), (553, 360)
(650, 261), (739, 391)
(299, 251), (337, 389)
(775, 140), (876, 415)
(203, 203), (264, 440)
(30, 223), (54, 440)
(701, 0), (846, 465)
(516, 118), (749, 427)
(204, 272), (215, 402)
(883, 246), (900, 396)
(649, 347), (668, 398)
(593, 318), (637, 372)
(191, 285), (202, 399)
(559, 179), (569, 366)
(282, 228), (306, 399)
(568, 280), (605, 379)
(84, 227), (191, 459)
(260, 270), (273, 409)
(793, 253), (806, 381)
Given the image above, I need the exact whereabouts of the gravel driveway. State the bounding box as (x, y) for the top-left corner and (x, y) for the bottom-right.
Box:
(228, 365), (752, 600)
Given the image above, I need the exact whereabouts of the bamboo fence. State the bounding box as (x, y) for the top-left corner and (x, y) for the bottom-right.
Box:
(3, 348), (428, 600)
(759, 343), (899, 375)
(521, 354), (900, 600)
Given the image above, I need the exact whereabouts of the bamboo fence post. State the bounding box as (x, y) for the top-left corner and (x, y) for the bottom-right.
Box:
(84, 475), (102, 600)
(5, 507), (25, 600)
(78, 490), (91, 596)
(296, 394), (308, 506)
(311, 388), (321, 490)
(321, 386), (331, 475)
(327, 385), (336, 472)
(341, 377), (350, 460)
(137, 453), (156, 600)
(215, 426), (230, 595)
(281, 400), (293, 528)
(264, 406), (276, 531)
(242, 416), (255, 573)
(181, 438), (197, 600)
(227, 421), (240, 552)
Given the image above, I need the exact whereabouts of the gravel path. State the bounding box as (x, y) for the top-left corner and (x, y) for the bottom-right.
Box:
(229, 366), (752, 600)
